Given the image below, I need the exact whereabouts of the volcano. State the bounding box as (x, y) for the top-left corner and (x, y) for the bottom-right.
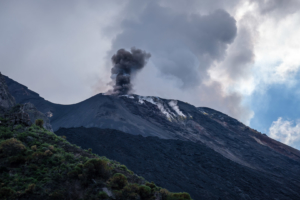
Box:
(4, 74), (300, 200)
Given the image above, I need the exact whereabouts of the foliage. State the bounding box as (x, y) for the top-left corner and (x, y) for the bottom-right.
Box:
(172, 192), (192, 200)
(35, 119), (44, 128)
(138, 185), (151, 198)
(107, 173), (128, 190)
(0, 138), (26, 156)
(0, 187), (15, 198)
(98, 191), (109, 199)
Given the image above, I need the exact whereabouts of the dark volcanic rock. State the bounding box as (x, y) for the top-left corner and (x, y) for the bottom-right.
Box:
(23, 103), (53, 131)
(0, 72), (15, 110)
(56, 127), (300, 200)
(1, 75), (52, 131)
(4, 105), (32, 126)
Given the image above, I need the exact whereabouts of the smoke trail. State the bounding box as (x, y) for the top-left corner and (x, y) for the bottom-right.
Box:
(109, 47), (151, 95)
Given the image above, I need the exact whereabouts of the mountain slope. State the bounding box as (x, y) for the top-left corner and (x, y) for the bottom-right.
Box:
(5, 76), (300, 166)
(4, 74), (300, 199)
(56, 127), (300, 200)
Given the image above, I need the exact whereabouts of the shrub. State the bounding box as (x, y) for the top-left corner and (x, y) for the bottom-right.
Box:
(9, 155), (27, 165)
(25, 184), (36, 193)
(88, 148), (92, 153)
(117, 183), (139, 200)
(44, 150), (53, 156)
(64, 153), (74, 161)
(98, 191), (109, 199)
(146, 181), (157, 189)
(169, 192), (192, 200)
(83, 158), (112, 180)
(120, 164), (128, 171)
(0, 138), (26, 156)
(35, 119), (44, 128)
(0, 127), (13, 139)
(138, 185), (151, 198)
(0, 187), (15, 198)
(160, 188), (170, 200)
(107, 173), (128, 190)
(67, 170), (78, 178)
(49, 190), (65, 199)
(31, 145), (37, 151)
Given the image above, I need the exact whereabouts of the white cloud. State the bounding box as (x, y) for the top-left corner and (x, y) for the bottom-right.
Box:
(254, 13), (300, 87)
(269, 117), (300, 147)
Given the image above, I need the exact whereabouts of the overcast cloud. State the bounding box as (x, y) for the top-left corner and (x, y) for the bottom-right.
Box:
(1, 0), (300, 148)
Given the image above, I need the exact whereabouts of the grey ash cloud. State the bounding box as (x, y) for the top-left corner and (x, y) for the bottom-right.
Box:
(105, 1), (254, 122)
(109, 47), (151, 95)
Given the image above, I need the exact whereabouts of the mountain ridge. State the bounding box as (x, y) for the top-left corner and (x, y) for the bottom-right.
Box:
(4, 73), (300, 199)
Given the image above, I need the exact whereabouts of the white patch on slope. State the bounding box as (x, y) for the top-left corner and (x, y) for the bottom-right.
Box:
(141, 96), (157, 104)
(168, 100), (186, 117)
(120, 95), (134, 99)
(137, 95), (176, 120)
(157, 102), (174, 120)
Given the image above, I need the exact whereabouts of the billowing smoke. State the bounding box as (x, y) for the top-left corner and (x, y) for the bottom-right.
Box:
(109, 47), (151, 95)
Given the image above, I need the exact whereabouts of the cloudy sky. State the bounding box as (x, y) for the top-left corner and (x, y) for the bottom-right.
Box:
(1, 0), (300, 149)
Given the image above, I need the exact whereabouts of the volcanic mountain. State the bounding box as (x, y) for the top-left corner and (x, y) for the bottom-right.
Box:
(4, 74), (300, 199)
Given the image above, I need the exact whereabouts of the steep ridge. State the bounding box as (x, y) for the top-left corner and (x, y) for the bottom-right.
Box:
(56, 127), (300, 200)
(4, 74), (300, 199)
(0, 73), (15, 112)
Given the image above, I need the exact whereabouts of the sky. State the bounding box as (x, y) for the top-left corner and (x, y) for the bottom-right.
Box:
(1, 0), (300, 149)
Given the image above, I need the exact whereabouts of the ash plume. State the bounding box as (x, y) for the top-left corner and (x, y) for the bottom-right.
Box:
(109, 47), (151, 95)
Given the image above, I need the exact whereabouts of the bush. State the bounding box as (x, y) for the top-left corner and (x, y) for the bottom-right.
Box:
(31, 145), (37, 151)
(98, 191), (109, 199)
(0, 187), (15, 198)
(146, 181), (157, 190)
(117, 183), (139, 200)
(160, 188), (171, 200)
(25, 184), (36, 193)
(119, 164), (127, 171)
(138, 185), (151, 198)
(0, 138), (26, 156)
(44, 150), (53, 156)
(83, 158), (112, 180)
(35, 119), (44, 128)
(107, 173), (128, 190)
(169, 192), (192, 200)
(67, 170), (78, 178)
(0, 127), (13, 139)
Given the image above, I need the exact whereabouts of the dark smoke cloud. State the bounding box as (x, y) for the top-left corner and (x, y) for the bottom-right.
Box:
(109, 47), (151, 95)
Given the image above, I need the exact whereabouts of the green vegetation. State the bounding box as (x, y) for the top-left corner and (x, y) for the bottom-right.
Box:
(0, 119), (192, 200)
(35, 119), (44, 128)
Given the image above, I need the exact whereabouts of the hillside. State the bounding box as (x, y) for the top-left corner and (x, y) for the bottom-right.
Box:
(4, 73), (300, 200)
(0, 117), (192, 200)
(5, 75), (300, 171)
(56, 127), (300, 200)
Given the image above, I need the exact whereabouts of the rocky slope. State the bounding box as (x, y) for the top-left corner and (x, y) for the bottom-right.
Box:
(2, 74), (52, 131)
(0, 73), (15, 115)
(56, 127), (300, 200)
